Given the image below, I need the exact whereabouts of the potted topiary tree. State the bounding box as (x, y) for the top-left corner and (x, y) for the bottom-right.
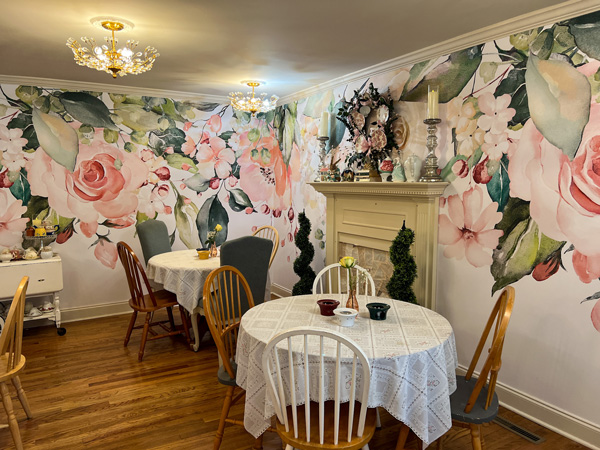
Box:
(386, 221), (417, 303)
(292, 212), (316, 295)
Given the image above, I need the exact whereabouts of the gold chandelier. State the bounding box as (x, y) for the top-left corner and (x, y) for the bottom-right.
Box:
(67, 18), (159, 78)
(228, 81), (278, 116)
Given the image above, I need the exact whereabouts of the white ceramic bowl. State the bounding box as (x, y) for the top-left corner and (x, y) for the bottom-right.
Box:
(333, 307), (358, 327)
(40, 251), (53, 260)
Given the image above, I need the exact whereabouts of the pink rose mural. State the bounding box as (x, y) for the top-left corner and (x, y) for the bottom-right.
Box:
(0, 190), (29, 247)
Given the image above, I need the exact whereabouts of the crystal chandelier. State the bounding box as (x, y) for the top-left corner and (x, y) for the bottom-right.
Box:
(228, 81), (278, 116)
(66, 18), (159, 78)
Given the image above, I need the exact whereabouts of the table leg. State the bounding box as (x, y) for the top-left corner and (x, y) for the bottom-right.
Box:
(191, 307), (208, 351)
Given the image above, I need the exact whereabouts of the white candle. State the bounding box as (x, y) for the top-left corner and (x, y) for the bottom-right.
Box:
(427, 86), (439, 119)
(318, 111), (330, 137)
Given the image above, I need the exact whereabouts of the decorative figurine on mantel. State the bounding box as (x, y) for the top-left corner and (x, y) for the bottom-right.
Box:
(420, 84), (443, 182)
(316, 111), (330, 182)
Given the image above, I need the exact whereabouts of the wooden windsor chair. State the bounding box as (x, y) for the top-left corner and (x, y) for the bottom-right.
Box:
(0, 276), (33, 450)
(262, 327), (377, 450)
(116, 242), (191, 361)
(252, 225), (279, 268)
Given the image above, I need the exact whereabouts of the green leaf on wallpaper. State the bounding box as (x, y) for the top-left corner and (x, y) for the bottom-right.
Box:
(228, 188), (253, 212)
(401, 59), (437, 96)
(184, 173), (210, 193)
(567, 11), (600, 60)
(401, 45), (483, 103)
(487, 154), (510, 212)
(280, 103), (298, 166)
(248, 128), (260, 142)
(32, 108), (79, 172)
(9, 170), (31, 206)
(149, 127), (187, 154)
(23, 196), (49, 223)
(479, 62), (498, 84)
(7, 113), (39, 149)
(185, 101), (221, 113)
(155, 99), (186, 123)
(59, 92), (117, 130)
(124, 142), (137, 153)
(114, 103), (161, 132)
(529, 29), (554, 60)
(303, 90), (334, 119)
(525, 54), (590, 159)
(490, 197), (564, 293)
(329, 100), (347, 149)
(495, 67), (529, 126)
(197, 195), (229, 247)
(166, 154), (198, 173)
(15, 86), (42, 105)
(174, 193), (201, 249)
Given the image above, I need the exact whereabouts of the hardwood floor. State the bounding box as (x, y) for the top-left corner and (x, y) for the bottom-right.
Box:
(0, 312), (591, 449)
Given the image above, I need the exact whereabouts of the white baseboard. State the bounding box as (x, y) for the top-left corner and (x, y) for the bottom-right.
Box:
(456, 365), (600, 449)
(270, 283), (292, 298)
(60, 300), (131, 323)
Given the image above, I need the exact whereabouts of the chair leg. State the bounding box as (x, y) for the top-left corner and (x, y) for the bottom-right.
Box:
(252, 433), (264, 449)
(213, 385), (235, 450)
(11, 376), (32, 419)
(179, 307), (192, 345)
(124, 311), (137, 347)
(395, 423), (410, 450)
(167, 306), (176, 330)
(470, 424), (483, 450)
(375, 408), (381, 428)
(0, 382), (23, 450)
(138, 313), (151, 362)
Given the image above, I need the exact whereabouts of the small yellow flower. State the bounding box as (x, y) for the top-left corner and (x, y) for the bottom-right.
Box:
(339, 256), (356, 269)
(215, 224), (223, 232)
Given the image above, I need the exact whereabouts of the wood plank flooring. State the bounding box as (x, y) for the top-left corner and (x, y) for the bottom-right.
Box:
(0, 312), (591, 449)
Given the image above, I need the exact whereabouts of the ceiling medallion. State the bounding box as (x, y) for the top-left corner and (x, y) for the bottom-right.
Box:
(228, 81), (278, 116)
(66, 17), (159, 78)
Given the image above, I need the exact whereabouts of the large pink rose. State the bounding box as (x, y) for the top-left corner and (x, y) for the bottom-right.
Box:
(28, 135), (148, 228)
(509, 102), (600, 283)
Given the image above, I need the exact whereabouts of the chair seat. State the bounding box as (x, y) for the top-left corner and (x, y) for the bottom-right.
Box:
(217, 361), (237, 386)
(450, 375), (499, 424)
(0, 353), (26, 382)
(277, 401), (377, 450)
(129, 289), (178, 312)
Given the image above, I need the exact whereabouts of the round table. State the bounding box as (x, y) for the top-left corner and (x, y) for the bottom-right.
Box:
(147, 249), (220, 351)
(236, 294), (458, 446)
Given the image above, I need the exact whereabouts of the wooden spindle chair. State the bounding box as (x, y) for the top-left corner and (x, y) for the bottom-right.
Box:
(203, 265), (267, 450)
(397, 286), (516, 450)
(313, 263), (376, 296)
(117, 242), (191, 361)
(0, 277), (32, 450)
(252, 225), (279, 268)
(262, 327), (377, 450)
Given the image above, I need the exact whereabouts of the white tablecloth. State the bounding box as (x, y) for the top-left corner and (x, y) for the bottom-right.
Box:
(146, 250), (220, 313)
(236, 294), (458, 446)
(147, 249), (271, 313)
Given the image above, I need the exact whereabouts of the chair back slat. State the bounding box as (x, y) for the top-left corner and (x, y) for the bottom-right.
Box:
(464, 286), (515, 413)
(203, 266), (254, 379)
(262, 327), (372, 446)
(252, 225), (279, 268)
(117, 242), (157, 309)
(312, 263), (376, 296)
(0, 277), (28, 371)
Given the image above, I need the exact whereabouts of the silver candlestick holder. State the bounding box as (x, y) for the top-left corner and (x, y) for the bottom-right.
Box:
(419, 118), (443, 182)
(315, 136), (329, 182)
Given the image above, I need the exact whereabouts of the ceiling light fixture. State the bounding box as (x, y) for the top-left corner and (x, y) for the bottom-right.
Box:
(228, 81), (278, 116)
(66, 17), (159, 78)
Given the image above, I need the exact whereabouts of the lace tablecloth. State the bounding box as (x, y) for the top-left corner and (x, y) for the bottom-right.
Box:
(236, 294), (458, 446)
(146, 250), (220, 313)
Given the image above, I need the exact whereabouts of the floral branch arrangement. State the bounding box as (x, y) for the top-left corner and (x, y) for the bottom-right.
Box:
(336, 82), (408, 172)
(205, 223), (223, 247)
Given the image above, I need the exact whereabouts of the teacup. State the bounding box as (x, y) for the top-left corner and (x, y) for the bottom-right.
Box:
(45, 225), (59, 235)
(34, 227), (46, 237)
(333, 308), (358, 327)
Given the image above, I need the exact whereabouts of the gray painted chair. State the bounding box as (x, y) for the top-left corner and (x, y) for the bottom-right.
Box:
(220, 235), (272, 313)
(135, 219), (171, 264)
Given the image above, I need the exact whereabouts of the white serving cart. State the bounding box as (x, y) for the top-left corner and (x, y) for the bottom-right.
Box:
(0, 254), (66, 335)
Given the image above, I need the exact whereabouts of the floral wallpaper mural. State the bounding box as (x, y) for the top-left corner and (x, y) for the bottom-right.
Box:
(0, 86), (325, 277)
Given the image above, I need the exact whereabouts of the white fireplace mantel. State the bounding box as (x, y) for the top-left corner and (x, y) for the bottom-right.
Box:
(310, 181), (448, 310)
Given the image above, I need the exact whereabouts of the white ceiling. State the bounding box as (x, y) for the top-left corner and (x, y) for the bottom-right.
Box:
(0, 0), (589, 100)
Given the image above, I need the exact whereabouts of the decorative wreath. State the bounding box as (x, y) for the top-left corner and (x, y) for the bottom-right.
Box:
(337, 82), (408, 170)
